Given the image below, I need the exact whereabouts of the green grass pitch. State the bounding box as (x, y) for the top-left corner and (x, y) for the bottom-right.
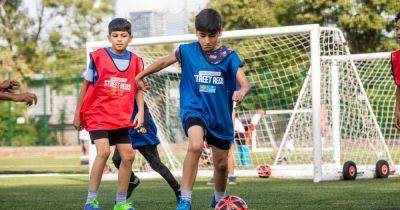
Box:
(0, 176), (399, 209)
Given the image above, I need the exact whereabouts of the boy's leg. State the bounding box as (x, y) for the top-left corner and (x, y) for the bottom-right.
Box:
(112, 147), (122, 169)
(182, 125), (204, 190)
(227, 148), (237, 184)
(228, 147), (235, 176)
(138, 146), (181, 201)
(112, 147), (140, 199)
(115, 143), (135, 203)
(87, 138), (110, 204)
(211, 146), (229, 202)
(176, 118), (204, 210)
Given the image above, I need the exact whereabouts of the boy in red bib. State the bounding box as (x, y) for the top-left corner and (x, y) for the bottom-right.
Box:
(74, 18), (144, 210)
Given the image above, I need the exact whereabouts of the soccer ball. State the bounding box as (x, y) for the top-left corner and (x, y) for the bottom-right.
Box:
(215, 195), (248, 210)
(257, 164), (271, 178)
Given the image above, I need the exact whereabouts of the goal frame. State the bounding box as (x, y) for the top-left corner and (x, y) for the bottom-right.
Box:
(85, 24), (394, 182)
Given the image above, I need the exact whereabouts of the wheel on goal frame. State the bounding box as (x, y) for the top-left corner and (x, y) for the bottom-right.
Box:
(375, 160), (389, 179)
(342, 161), (357, 180)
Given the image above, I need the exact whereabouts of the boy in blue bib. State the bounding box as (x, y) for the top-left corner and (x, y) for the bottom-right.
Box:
(112, 101), (181, 202)
(135, 9), (251, 210)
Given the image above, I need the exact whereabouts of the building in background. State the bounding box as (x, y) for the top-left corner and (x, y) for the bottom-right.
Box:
(130, 11), (165, 37)
(116, 0), (209, 37)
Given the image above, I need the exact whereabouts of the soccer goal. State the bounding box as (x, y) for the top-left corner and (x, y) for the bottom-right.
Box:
(86, 24), (398, 182)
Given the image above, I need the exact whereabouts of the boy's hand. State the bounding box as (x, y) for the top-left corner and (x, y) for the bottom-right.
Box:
(232, 90), (245, 104)
(12, 92), (37, 106)
(73, 114), (82, 131)
(395, 111), (400, 129)
(136, 79), (150, 92)
(133, 111), (146, 133)
(0, 80), (20, 91)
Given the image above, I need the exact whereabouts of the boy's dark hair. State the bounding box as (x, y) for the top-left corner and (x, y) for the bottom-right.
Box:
(195, 8), (221, 34)
(108, 18), (131, 35)
(396, 13), (400, 23)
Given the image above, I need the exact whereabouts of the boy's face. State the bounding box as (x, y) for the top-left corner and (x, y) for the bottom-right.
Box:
(196, 31), (221, 51)
(396, 20), (400, 44)
(108, 31), (132, 52)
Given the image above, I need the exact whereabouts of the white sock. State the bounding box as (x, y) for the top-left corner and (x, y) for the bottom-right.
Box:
(214, 191), (226, 202)
(181, 188), (192, 201)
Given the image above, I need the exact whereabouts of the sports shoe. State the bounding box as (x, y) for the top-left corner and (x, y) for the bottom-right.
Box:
(206, 177), (215, 185)
(113, 201), (135, 210)
(84, 199), (102, 210)
(127, 172), (140, 199)
(228, 176), (237, 185)
(176, 197), (191, 210)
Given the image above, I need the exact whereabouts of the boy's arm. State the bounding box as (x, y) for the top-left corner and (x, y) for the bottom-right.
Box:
(73, 80), (90, 130)
(232, 68), (251, 103)
(133, 90), (145, 132)
(395, 86), (400, 129)
(0, 80), (20, 92)
(0, 91), (37, 106)
(135, 53), (177, 91)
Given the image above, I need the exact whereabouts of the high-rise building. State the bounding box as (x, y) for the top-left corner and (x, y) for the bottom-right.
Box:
(129, 11), (165, 37)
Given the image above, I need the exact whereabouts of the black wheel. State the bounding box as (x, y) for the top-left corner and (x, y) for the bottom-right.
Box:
(343, 161), (357, 180)
(375, 160), (390, 178)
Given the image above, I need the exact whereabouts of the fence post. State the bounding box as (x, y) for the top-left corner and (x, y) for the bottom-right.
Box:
(42, 72), (48, 145)
(75, 73), (80, 144)
(7, 71), (13, 146)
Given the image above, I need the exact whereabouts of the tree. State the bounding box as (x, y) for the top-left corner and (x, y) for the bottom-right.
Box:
(0, 0), (114, 78)
(209, 0), (279, 30)
(209, 0), (400, 53)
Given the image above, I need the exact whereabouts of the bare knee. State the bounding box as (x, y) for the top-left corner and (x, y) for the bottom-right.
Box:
(214, 158), (228, 172)
(97, 149), (110, 160)
(120, 149), (135, 163)
(187, 141), (202, 155)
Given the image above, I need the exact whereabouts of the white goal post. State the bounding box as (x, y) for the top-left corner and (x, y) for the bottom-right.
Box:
(86, 24), (399, 182)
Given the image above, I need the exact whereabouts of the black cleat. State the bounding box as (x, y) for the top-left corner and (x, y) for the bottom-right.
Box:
(127, 172), (140, 199)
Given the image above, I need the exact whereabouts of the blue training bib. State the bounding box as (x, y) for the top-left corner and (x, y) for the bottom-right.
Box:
(129, 102), (160, 147)
(179, 42), (243, 141)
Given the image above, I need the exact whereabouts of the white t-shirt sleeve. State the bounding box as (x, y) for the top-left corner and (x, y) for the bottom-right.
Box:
(83, 58), (96, 82)
(251, 114), (262, 125)
(234, 118), (245, 133)
(79, 129), (91, 141)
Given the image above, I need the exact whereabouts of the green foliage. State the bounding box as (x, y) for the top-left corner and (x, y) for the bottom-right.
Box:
(0, 0), (115, 78)
(210, 0), (400, 53)
(0, 0), (114, 146)
(209, 0), (279, 30)
(0, 102), (38, 146)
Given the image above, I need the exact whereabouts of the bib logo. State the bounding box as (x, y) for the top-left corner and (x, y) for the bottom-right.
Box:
(104, 77), (131, 96)
(195, 70), (223, 93)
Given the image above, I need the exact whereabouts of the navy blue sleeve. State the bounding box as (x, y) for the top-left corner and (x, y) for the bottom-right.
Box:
(175, 46), (182, 64)
(229, 52), (244, 89)
(230, 52), (244, 76)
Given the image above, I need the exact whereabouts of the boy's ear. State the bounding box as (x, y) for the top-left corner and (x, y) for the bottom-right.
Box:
(107, 34), (111, 41)
(217, 31), (222, 37)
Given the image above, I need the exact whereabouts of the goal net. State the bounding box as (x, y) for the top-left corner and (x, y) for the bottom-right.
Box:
(86, 25), (398, 181)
